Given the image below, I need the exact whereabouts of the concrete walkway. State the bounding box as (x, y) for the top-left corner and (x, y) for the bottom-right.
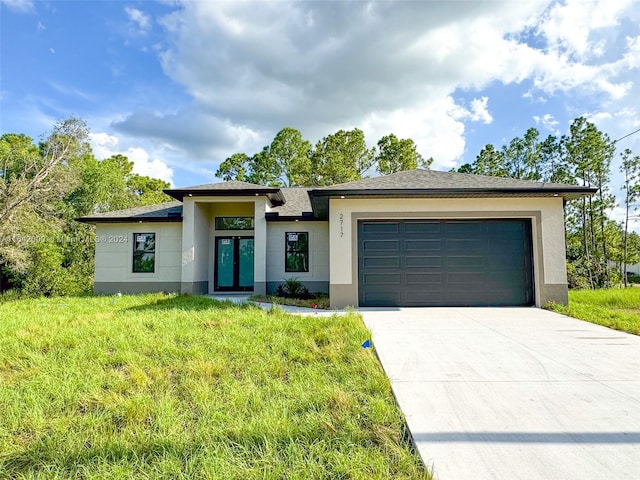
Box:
(360, 307), (640, 480)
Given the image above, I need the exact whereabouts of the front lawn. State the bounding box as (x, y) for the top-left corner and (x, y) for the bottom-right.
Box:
(547, 288), (640, 335)
(250, 294), (331, 310)
(0, 294), (429, 479)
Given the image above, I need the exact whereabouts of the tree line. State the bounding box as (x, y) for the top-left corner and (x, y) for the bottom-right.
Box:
(215, 127), (430, 186)
(0, 118), (171, 295)
(455, 117), (640, 289)
(1, 116), (639, 296)
(220, 119), (640, 289)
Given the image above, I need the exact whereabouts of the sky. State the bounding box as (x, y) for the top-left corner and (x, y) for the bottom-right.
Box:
(1, 0), (640, 203)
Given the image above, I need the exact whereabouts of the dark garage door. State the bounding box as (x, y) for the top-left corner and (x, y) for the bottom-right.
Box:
(358, 219), (534, 307)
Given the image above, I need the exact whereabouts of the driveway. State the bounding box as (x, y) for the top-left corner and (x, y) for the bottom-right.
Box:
(360, 307), (640, 480)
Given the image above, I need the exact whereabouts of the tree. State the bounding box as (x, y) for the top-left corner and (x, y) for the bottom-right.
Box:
(539, 135), (573, 184)
(215, 128), (312, 186)
(471, 144), (508, 177)
(375, 133), (431, 175)
(0, 117), (89, 227)
(620, 148), (640, 286)
(215, 153), (250, 182)
(0, 119), (172, 295)
(310, 128), (375, 185)
(501, 128), (543, 180)
(244, 147), (281, 186)
(269, 127), (312, 186)
(565, 117), (616, 288)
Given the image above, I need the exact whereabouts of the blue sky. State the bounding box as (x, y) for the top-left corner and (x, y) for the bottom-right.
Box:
(1, 0), (640, 212)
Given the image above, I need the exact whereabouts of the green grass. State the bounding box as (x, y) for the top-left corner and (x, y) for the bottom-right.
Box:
(547, 288), (640, 335)
(250, 294), (331, 310)
(0, 294), (429, 479)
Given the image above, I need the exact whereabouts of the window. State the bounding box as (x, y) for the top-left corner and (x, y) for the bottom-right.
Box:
(215, 217), (254, 230)
(285, 232), (309, 272)
(133, 233), (156, 273)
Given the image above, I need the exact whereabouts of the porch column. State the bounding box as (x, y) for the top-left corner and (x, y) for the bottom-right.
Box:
(180, 198), (195, 294)
(180, 199), (209, 294)
(253, 198), (267, 295)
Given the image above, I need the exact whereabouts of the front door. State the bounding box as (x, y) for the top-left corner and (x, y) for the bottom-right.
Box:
(214, 236), (254, 291)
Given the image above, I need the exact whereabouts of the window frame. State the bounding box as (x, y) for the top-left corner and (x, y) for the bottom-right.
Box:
(132, 232), (156, 273)
(214, 217), (254, 231)
(285, 231), (309, 273)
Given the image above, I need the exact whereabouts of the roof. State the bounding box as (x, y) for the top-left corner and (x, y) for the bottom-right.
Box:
(267, 187), (314, 220)
(78, 169), (596, 224)
(164, 180), (285, 203)
(308, 169), (597, 219)
(77, 201), (183, 224)
(313, 169), (593, 192)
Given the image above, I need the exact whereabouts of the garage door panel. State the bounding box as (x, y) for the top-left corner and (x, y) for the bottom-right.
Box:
(446, 239), (484, 253)
(363, 290), (401, 306)
(488, 222), (524, 234)
(363, 273), (401, 285)
(406, 291), (446, 303)
(445, 290), (487, 304)
(405, 256), (442, 267)
(445, 221), (484, 234)
(406, 273), (443, 284)
(404, 222), (442, 234)
(362, 222), (399, 234)
(363, 256), (400, 268)
(359, 219), (534, 307)
(446, 256), (484, 267)
(405, 239), (441, 251)
(362, 239), (400, 251)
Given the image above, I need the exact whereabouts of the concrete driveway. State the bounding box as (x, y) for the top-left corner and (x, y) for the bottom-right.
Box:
(360, 307), (640, 480)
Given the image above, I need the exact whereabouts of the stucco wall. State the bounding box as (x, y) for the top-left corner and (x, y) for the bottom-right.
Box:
(266, 221), (329, 293)
(328, 196), (568, 308)
(94, 222), (182, 293)
(180, 196), (268, 294)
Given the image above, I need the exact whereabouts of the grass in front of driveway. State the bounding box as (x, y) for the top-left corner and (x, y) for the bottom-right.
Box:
(547, 288), (640, 335)
(249, 294), (331, 310)
(0, 294), (429, 479)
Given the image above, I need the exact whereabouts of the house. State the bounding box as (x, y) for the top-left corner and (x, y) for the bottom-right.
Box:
(78, 169), (596, 308)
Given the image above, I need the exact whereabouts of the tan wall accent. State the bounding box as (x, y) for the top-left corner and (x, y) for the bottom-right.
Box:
(266, 221), (329, 284)
(328, 197), (567, 308)
(179, 196), (265, 294)
(253, 198), (267, 294)
(94, 223), (183, 284)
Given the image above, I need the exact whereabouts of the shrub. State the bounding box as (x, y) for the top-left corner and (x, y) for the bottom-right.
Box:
(275, 277), (311, 299)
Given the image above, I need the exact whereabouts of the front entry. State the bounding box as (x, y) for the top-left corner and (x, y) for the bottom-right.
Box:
(214, 236), (254, 291)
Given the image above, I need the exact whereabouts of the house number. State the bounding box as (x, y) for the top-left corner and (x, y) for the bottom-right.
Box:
(339, 213), (344, 237)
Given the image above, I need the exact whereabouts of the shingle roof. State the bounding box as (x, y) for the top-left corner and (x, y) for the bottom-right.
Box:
(79, 169), (596, 224)
(269, 188), (313, 217)
(77, 201), (183, 223)
(308, 169), (597, 219)
(314, 169), (590, 191)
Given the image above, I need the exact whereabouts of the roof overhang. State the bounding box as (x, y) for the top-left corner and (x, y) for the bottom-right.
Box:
(308, 187), (598, 220)
(76, 216), (183, 224)
(265, 211), (322, 222)
(164, 187), (286, 205)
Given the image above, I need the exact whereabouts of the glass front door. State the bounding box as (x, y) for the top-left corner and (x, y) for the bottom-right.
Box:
(215, 236), (254, 291)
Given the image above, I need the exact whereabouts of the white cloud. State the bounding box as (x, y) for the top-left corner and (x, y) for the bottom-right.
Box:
(361, 95), (469, 169)
(126, 147), (174, 185)
(89, 132), (174, 185)
(125, 7), (151, 33)
(533, 114), (560, 133)
(0, 0), (33, 13)
(106, 0), (640, 172)
(538, 0), (633, 60)
(469, 97), (493, 124)
(89, 132), (119, 160)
